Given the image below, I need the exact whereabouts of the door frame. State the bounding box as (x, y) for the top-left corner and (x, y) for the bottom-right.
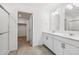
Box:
(17, 11), (33, 48)
(29, 14), (33, 46)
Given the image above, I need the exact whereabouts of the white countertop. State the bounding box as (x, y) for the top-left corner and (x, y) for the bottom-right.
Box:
(43, 32), (79, 41)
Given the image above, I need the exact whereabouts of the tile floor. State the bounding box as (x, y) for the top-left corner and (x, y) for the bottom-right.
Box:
(8, 37), (53, 55)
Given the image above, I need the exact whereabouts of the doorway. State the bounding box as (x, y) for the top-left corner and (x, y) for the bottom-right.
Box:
(18, 11), (33, 49)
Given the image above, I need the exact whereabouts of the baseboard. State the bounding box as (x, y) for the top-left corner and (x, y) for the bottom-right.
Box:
(43, 44), (56, 55)
(0, 50), (9, 55)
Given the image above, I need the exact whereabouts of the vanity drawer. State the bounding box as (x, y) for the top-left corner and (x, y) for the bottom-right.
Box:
(42, 32), (54, 38)
(56, 36), (79, 48)
(51, 34), (70, 43)
(43, 33), (69, 43)
(68, 39), (79, 48)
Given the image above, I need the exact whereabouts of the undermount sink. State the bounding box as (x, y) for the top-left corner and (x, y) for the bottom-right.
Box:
(69, 33), (74, 36)
(52, 32), (75, 37)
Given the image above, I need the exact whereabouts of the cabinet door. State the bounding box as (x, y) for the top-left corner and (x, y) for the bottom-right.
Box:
(47, 37), (54, 51)
(0, 33), (8, 54)
(54, 39), (63, 55)
(43, 35), (54, 51)
(0, 7), (9, 33)
(64, 43), (79, 55)
(44, 36), (49, 47)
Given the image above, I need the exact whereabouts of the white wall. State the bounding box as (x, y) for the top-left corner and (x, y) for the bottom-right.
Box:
(9, 15), (17, 51)
(18, 17), (27, 37)
(18, 25), (26, 37)
(18, 18), (27, 24)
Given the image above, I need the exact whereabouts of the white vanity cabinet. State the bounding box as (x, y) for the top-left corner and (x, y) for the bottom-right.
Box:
(47, 37), (54, 51)
(54, 39), (64, 55)
(43, 32), (79, 55)
(64, 43), (79, 55)
(43, 33), (64, 54)
(43, 33), (54, 52)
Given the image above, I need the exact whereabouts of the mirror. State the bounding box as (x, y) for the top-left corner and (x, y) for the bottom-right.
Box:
(65, 4), (79, 31)
(50, 8), (60, 32)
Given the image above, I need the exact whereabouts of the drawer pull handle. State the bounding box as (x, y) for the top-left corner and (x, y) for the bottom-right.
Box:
(61, 43), (65, 49)
(46, 37), (48, 40)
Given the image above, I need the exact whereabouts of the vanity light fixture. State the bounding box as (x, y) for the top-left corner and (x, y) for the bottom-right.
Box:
(55, 11), (58, 15)
(52, 9), (59, 16)
(52, 12), (56, 16)
(66, 4), (73, 10)
(73, 3), (79, 7)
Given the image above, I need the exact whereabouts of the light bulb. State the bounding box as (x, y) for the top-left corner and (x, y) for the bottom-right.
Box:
(66, 4), (73, 10)
(73, 3), (79, 7)
(52, 12), (56, 16)
(55, 11), (58, 15)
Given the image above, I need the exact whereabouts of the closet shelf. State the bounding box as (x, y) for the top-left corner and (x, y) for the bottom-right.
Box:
(18, 23), (27, 25)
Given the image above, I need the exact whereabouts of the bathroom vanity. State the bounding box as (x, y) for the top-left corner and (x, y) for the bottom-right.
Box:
(45, 4), (79, 55)
(42, 32), (79, 55)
